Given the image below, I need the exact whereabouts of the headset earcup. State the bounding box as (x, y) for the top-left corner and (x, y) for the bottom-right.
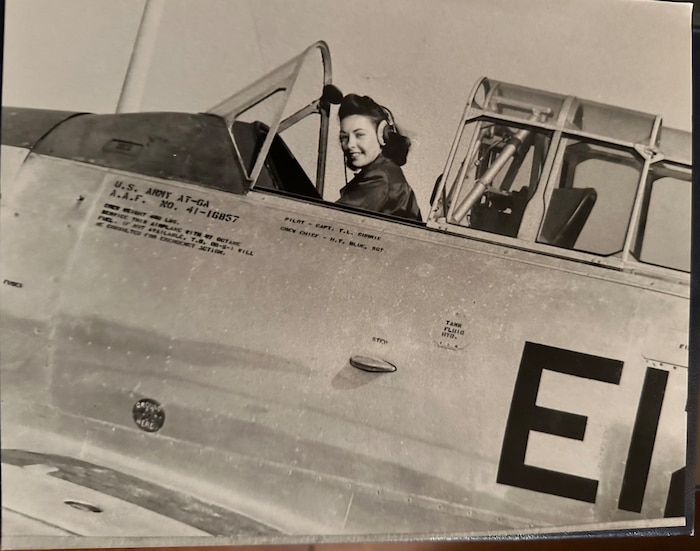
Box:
(377, 120), (388, 146)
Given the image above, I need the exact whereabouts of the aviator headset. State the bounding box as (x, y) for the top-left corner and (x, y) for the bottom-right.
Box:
(376, 104), (398, 147)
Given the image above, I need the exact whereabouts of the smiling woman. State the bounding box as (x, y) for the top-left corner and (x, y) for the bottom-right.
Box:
(336, 94), (422, 221)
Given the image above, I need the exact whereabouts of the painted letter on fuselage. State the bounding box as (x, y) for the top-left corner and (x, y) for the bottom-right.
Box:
(497, 342), (623, 503)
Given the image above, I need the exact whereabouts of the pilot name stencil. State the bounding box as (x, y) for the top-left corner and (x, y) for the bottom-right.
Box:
(279, 216), (385, 253)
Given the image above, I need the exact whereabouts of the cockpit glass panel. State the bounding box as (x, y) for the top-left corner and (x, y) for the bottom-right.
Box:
(231, 89), (286, 177)
(657, 127), (692, 165)
(537, 140), (642, 256)
(634, 164), (691, 272)
(565, 100), (655, 144)
(441, 118), (552, 238)
(480, 82), (565, 125)
(431, 120), (478, 218)
(231, 90), (321, 201)
(278, 114), (320, 186)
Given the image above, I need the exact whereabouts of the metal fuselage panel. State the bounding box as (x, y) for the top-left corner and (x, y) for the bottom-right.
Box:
(0, 151), (688, 535)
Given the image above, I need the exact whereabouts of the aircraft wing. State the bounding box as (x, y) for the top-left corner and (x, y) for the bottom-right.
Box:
(2, 450), (278, 537)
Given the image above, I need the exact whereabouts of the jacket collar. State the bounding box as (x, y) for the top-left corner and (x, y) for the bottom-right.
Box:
(353, 152), (389, 173)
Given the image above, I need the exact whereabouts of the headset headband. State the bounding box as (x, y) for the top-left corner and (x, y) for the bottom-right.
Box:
(379, 104), (397, 133)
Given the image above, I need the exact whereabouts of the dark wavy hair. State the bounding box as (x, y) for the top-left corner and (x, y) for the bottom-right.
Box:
(338, 94), (411, 166)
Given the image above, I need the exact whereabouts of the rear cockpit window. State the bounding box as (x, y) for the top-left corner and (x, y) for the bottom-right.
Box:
(632, 163), (691, 272)
(428, 77), (690, 276)
(537, 140), (642, 256)
(435, 119), (552, 239)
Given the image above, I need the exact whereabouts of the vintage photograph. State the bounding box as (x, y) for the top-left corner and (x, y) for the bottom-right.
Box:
(0, 0), (694, 548)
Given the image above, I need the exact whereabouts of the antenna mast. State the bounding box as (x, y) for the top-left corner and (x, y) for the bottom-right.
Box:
(116, 0), (166, 113)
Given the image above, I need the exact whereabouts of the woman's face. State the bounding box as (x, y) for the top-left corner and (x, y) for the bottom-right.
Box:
(339, 115), (382, 169)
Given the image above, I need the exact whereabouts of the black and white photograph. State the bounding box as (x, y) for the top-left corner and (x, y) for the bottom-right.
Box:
(0, 0), (694, 548)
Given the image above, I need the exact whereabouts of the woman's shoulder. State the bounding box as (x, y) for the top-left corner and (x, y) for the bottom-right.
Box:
(364, 155), (405, 182)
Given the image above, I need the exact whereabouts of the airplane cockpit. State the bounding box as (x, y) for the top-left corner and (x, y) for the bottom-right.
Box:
(206, 41), (690, 277)
(428, 78), (692, 275)
(207, 41), (336, 202)
(1, 42), (690, 277)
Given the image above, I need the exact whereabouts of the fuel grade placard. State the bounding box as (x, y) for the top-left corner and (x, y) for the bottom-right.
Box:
(94, 175), (254, 257)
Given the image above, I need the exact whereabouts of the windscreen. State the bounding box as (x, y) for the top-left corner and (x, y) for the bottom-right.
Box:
(207, 42), (331, 192)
